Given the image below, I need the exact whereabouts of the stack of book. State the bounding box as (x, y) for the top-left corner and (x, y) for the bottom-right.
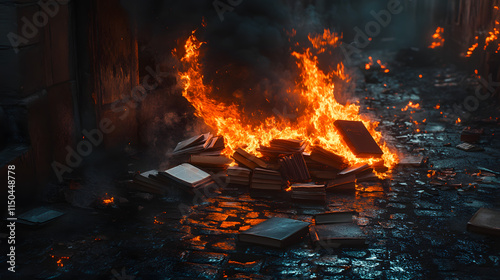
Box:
(232, 148), (268, 170)
(310, 211), (366, 248)
(326, 174), (356, 192)
(226, 166), (252, 186)
(303, 154), (338, 180)
(290, 183), (326, 202)
(325, 163), (376, 192)
(155, 163), (213, 194)
(279, 153), (311, 182)
(188, 155), (232, 173)
(172, 133), (224, 157)
(258, 139), (307, 158)
(339, 163), (377, 183)
(250, 168), (283, 191)
(309, 146), (348, 170)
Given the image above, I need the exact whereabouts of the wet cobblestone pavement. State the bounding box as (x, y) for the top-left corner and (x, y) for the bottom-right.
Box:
(2, 52), (500, 279)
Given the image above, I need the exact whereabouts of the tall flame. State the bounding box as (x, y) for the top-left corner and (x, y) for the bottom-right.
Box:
(177, 31), (398, 171)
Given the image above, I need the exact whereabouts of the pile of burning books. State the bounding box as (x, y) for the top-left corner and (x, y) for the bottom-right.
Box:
(128, 120), (386, 201)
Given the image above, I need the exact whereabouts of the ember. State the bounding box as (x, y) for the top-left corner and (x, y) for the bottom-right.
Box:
(401, 101), (420, 112)
(102, 194), (114, 205)
(429, 27), (445, 48)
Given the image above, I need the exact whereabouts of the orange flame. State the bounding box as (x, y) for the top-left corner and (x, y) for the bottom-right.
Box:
(429, 27), (445, 48)
(308, 29), (341, 54)
(177, 31), (398, 172)
(102, 193), (114, 205)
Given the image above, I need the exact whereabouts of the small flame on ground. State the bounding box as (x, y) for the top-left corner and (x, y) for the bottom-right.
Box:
(102, 193), (114, 205)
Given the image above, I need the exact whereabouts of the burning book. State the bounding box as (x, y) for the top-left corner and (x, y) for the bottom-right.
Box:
(290, 183), (326, 202)
(258, 139), (307, 158)
(309, 146), (348, 170)
(172, 133), (224, 156)
(232, 147), (269, 170)
(226, 166), (251, 186)
(326, 174), (356, 192)
(334, 120), (384, 158)
(308, 170), (338, 180)
(189, 155), (232, 172)
(250, 167), (283, 191)
(337, 163), (372, 177)
(279, 153), (311, 182)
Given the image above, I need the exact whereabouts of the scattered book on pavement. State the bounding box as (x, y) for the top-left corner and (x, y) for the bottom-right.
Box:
(239, 217), (310, 248)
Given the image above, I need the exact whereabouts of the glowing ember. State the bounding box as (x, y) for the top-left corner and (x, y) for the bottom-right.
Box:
(466, 41), (479, 57)
(429, 27), (445, 48)
(377, 60), (390, 73)
(434, 104), (441, 110)
(177, 31), (398, 173)
(456, 117), (461, 124)
(365, 57), (389, 73)
(401, 101), (420, 112)
(51, 255), (70, 268)
(465, 16), (500, 57)
(102, 194), (114, 205)
(365, 56), (374, 70)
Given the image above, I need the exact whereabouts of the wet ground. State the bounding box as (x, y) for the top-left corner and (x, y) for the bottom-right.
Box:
(1, 49), (500, 279)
